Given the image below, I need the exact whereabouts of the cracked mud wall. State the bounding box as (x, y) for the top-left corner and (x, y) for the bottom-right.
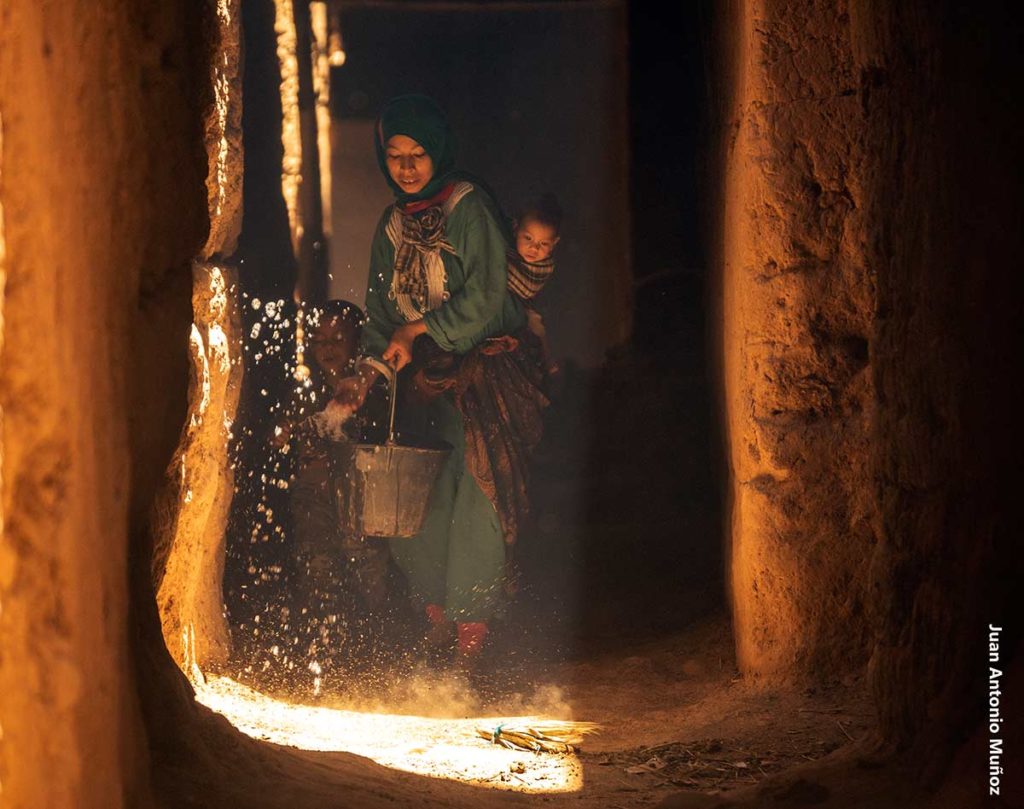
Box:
(854, 3), (1023, 765)
(151, 0), (244, 673)
(723, 0), (1022, 771)
(723, 0), (877, 681)
(0, 0), (237, 805)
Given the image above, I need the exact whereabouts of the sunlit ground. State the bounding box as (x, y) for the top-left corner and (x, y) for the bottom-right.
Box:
(193, 674), (583, 792)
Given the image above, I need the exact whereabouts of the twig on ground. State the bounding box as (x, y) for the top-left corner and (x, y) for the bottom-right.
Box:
(476, 720), (601, 754)
(640, 741), (682, 757)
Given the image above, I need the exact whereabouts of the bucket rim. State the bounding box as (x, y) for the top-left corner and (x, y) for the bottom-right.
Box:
(325, 436), (452, 454)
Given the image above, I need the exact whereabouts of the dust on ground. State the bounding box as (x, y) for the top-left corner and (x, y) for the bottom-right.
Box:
(204, 612), (874, 808)
(538, 614), (875, 807)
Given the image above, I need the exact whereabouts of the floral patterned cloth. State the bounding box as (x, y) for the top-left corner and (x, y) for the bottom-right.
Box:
(408, 329), (549, 548)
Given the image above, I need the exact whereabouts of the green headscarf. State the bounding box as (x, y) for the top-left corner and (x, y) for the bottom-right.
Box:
(374, 94), (457, 203)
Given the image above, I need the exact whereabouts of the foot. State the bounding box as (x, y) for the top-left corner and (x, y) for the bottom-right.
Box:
(421, 604), (454, 666)
(449, 621), (488, 678)
(424, 617), (455, 648)
(450, 625), (501, 703)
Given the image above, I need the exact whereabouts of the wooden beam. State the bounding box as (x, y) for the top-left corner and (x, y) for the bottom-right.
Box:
(329, 0), (620, 13)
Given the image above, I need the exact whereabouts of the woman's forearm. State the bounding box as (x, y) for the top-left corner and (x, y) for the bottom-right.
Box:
(402, 320), (428, 339)
(424, 208), (509, 349)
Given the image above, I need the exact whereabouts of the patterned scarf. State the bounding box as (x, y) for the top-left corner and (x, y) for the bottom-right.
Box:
(385, 182), (474, 321)
(393, 203), (455, 311)
(506, 249), (555, 301)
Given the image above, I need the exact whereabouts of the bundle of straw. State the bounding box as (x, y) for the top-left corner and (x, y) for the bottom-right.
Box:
(476, 720), (601, 754)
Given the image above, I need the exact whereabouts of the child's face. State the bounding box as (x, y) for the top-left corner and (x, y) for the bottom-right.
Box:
(309, 316), (357, 377)
(515, 217), (560, 263)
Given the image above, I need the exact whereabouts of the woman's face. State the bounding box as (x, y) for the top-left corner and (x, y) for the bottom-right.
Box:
(385, 134), (434, 195)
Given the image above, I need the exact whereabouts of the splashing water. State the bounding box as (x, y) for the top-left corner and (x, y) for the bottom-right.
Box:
(210, 293), (585, 792)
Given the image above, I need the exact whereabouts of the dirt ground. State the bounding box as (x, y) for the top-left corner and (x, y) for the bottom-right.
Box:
(555, 615), (875, 806)
(200, 347), (882, 808)
(178, 611), (880, 809)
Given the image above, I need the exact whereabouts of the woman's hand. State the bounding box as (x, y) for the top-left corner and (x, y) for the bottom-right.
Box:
(383, 320), (428, 372)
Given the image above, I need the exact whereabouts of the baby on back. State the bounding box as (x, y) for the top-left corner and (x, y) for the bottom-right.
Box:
(506, 193), (562, 374)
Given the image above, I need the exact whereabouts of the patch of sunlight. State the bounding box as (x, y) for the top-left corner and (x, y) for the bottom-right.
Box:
(193, 674), (582, 793)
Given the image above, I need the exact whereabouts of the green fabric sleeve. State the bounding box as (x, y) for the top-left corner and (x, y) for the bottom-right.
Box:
(422, 192), (509, 351)
(360, 209), (397, 361)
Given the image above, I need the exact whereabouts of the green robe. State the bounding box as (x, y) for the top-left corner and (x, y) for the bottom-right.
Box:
(362, 188), (525, 357)
(360, 186), (525, 622)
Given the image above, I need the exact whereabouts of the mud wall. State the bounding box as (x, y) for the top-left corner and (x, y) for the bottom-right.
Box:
(856, 3), (1022, 762)
(151, 0), (244, 668)
(723, 0), (877, 680)
(0, 0), (226, 805)
(0, 2), (443, 806)
(722, 0), (1022, 766)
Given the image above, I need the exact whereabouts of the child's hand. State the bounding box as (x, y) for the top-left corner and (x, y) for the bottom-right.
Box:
(324, 398), (356, 424)
(525, 308), (546, 337)
(333, 373), (372, 412)
(270, 422), (293, 449)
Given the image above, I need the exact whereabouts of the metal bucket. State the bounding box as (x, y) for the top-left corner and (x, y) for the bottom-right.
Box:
(330, 437), (451, 537)
(328, 366), (450, 538)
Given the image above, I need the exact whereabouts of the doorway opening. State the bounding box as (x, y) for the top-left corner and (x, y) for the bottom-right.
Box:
(155, 0), (867, 801)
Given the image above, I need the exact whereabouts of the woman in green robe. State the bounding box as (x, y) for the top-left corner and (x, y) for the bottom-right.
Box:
(333, 95), (543, 667)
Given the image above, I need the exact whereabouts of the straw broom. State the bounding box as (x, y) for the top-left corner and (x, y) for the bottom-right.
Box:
(476, 720), (601, 754)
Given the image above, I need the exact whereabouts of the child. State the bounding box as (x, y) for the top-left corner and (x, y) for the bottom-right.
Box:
(275, 300), (390, 662)
(507, 193), (562, 375)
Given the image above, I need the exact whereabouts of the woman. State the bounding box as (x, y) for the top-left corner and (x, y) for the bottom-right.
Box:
(333, 95), (546, 668)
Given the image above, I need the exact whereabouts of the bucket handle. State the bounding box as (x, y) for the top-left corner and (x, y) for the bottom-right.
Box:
(382, 358), (401, 472)
(386, 356), (399, 446)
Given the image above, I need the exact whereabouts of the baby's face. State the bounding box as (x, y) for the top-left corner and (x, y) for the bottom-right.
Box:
(309, 316), (357, 377)
(515, 218), (559, 263)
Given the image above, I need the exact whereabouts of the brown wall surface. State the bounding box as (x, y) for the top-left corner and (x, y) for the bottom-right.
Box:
(723, 0), (877, 681)
(0, 0), (213, 806)
(855, 2), (1023, 764)
(721, 0), (1022, 773)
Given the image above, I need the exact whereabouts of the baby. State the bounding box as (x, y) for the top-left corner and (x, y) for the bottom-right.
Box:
(507, 193), (562, 374)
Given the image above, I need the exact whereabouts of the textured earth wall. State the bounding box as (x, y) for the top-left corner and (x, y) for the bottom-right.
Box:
(854, 2), (1023, 767)
(0, 0), (229, 805)
(723, 0), (877, 680)
(147, 0), (243, 675)
(722, 0), (1022, 775)
(0, 2), (443, 806)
